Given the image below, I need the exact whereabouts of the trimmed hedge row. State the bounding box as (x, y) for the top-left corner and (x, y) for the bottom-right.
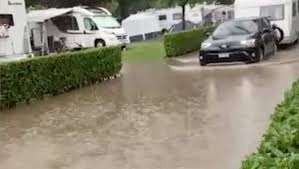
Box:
(242, 80), (299, 169)
(0, 47), (122, 109)
(164, 27), (214, 57)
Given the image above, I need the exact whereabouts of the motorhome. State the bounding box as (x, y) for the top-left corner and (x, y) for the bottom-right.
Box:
(122, 13), (161, 42)
(27, 7), (121, 54)
(81, 6), (130, 47)
(0, 0), (31, 58)
(133, 3), (233, 34)
(235, 0), (299, 44)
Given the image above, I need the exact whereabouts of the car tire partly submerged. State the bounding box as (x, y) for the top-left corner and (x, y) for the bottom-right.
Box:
(254, 48), (264, 63)
(273, 43), (278, 55)
(200, 59), (207, 66)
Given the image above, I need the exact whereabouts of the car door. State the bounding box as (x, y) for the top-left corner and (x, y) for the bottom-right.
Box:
(83, 17), (99, 47)
(260, 18), (274, 55)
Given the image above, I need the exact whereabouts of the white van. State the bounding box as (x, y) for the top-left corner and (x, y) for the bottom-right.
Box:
(28, 7), (121, 53)
(235, 0), (299, 44)
(0, 0), (31, 58)
(81, 7), (130, 47)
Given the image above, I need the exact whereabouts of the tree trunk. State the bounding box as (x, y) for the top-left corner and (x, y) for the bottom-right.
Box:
(181, 5), (186, 30)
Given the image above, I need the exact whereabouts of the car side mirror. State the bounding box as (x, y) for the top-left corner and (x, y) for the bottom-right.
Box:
(272, 24), (278, 29)
(262, 28), (271, 34)
(205, 32), (211, 37)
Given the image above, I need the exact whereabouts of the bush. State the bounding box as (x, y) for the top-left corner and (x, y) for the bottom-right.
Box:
(164, 27), (214, 57)
(0, 47), (122, 109)
(242, 80), (299, 169)
(242, 154), (299, 169)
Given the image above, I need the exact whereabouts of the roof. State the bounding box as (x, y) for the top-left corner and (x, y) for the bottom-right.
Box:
(234, 16), (265, 21)
(27, 7), (94, 22)
(124, 13), (156, 21)
(235, 0), (292, 8)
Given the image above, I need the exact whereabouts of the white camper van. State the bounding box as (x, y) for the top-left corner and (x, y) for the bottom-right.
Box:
(0, 0), (31, 58)
(82, 7), (130, 47)
(28, 7), (121, 53)
(235, 0), (299, 44)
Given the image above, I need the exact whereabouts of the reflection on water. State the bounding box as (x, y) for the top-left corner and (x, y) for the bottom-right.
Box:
(0, 51), (299, 169)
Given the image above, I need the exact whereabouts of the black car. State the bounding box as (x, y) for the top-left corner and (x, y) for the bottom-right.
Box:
(199, 17), (280, 66)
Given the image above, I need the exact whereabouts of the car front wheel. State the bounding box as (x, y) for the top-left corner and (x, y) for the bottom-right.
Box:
(273, 43), (277, 55)
(255, 48), (264, 63)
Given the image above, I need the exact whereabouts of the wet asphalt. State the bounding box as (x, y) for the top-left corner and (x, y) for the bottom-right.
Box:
(0, 44), (299, 169)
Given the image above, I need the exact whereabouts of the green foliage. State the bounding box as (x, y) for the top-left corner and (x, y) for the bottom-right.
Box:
(242, 80), (299, 169)
(0, 47), (122, 109)
(242, 154), (299, 169)
(164, 27), (213, 57)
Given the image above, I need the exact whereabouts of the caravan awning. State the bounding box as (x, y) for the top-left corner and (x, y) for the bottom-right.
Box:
(27, 7), (94, 22)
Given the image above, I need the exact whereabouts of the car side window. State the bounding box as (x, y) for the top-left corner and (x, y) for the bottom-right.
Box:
(84, 18), (98, 31)
(260, 19), (269, 31)
(263, 18), (271, 28)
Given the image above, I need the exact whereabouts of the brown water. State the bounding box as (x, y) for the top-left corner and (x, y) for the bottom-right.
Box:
(1, 45), (299, 169)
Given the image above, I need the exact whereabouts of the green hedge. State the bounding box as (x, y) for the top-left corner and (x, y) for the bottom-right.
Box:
(0, 47), (122, 109)
(242, 80), (299, 169)
(164, 27), (214, 57)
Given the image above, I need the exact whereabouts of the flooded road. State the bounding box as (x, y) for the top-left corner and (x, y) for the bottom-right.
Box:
(1, 45), (299, 169)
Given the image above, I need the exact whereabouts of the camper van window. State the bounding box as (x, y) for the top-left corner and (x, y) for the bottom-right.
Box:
(260, 5), (284, 21)
(0, 14), (14, 26)
(159, 15), (167, 21)
(52, 16), (79, 32)
(173, 13), (182, 20)
(293, 2), (297, 17)
(84, 18), (98, 31)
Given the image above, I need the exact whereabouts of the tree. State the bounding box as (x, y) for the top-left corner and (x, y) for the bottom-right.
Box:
(115, 0), (159, 20)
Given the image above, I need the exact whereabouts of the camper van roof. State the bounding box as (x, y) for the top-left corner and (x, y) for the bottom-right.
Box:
(234, 16), (265, 21)
(235, 0), (292, 8)
(80, 6), (112, 16)
(28, 7), (93, 22)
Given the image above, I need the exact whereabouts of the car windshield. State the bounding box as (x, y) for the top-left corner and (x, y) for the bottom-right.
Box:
(212, 20), (259, 39)
(92, 16), (121, 28)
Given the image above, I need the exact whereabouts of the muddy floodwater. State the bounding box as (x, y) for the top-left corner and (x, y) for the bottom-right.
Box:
(1, 45), (299, 169)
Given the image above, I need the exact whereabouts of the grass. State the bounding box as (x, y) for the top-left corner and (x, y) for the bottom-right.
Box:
(122, 38), (165, 62)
